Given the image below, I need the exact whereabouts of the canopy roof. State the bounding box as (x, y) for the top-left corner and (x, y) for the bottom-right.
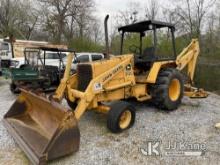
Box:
(118, 20), (175, 33)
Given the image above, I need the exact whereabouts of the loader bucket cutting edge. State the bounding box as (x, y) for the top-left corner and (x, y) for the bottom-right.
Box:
(3, 89), (80, 165)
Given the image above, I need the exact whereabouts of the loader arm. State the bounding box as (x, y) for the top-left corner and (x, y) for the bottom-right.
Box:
(67, 55), (135, 120)
(52, 53), (74, 101)
(53, 53), (135, 120)
(175, 39), (208, 98)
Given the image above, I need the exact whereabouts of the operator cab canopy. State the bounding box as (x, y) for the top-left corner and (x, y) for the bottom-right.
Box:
(118, 20), (175, 32)
(118, 20), (176, 71)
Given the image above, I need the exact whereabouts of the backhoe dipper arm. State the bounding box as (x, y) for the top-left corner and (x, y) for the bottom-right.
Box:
(176, 39), (199, 83)
(176, 39), (208, 98)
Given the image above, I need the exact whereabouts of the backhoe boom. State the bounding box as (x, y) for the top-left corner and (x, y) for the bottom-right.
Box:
(176, 39), (200, 83)
(176, 39), (208, 98)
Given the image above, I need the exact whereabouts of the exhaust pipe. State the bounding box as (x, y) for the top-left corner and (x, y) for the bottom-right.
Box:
(104, 15), (110, 59)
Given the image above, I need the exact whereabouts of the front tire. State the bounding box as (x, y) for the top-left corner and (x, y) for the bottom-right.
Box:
(151, 68), (184, 110)
(107, 101), (136, 133)
(10, 82), (20, 94)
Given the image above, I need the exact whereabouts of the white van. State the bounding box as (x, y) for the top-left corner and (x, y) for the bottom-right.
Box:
(0, 40), (13, 68)
(0, 40), (13, 60)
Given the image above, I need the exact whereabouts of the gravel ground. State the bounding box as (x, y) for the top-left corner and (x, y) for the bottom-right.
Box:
(0, 77), (220, 165)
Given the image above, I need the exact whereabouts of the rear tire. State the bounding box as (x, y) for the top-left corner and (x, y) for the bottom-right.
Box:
(151, 68), (183, 110)
(107, 101), (136, 133)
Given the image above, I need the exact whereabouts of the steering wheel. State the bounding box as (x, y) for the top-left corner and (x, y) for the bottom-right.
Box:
(129, 45), (139, 54)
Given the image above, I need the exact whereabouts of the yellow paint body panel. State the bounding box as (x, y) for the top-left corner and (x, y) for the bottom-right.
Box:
(146, 61), (176, 83)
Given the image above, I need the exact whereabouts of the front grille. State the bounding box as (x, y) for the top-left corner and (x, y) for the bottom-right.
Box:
(77, 64), (93, 91)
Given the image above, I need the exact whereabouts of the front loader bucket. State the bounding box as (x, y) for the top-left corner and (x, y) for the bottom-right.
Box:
(3, 90), (80, 165)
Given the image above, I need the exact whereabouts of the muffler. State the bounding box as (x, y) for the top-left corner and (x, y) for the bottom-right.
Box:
(3, 89), (80, 165)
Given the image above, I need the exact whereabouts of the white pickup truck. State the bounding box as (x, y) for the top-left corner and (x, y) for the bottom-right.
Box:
(63, 52), (104, 70)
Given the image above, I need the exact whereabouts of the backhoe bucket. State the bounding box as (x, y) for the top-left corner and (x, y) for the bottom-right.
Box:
(3, 90), (80, 165)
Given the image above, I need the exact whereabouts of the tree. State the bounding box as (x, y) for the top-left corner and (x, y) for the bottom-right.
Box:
(16, 1), (40, 39)
(169, 0), (216, 40)
(0, 0), (18, 37)
(39, 0), (95, 43)
(115, 2), (141, 27)
(0, 0), (40, 39)
(39, 0), (75, 43)
(90, 19), (102, 44)
(145, 0), (159, 20)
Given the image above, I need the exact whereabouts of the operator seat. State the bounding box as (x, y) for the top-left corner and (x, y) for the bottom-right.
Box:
(135, 47), (157, 71)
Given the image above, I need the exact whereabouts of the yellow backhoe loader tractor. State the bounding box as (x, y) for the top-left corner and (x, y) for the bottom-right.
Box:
(3, 15), (208, 164)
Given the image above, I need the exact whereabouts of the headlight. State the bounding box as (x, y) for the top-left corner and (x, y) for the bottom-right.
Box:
(10, 60), (19, 68)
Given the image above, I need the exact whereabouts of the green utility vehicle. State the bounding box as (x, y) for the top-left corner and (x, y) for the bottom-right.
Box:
(3, 47), (75, 93)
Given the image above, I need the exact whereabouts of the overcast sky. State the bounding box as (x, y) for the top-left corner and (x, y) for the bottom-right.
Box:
(94, 0), (144, 18)
(94, 0), (170, 19)
(94, 0), (171, 31)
